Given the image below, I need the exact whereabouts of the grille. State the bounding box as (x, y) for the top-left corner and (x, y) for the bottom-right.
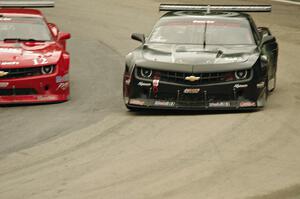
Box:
(136, 67), (251, 85)
(155, 92), (233, 101)
(0, 65), (55, 79)
(159, 71), (231, 85)
(0, 88), (37, 96)
(0, 67), (41, 79)
(207, 93), (234, 102)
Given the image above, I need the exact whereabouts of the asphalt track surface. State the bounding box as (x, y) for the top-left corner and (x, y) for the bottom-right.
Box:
(0, 0), (300, 198)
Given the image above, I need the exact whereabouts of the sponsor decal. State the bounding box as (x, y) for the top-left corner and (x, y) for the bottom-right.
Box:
(0, 82), (9, 88)
(129, 99), (145, 106)
(57, 82), (69, 91)
(56, 74), (69, 83)
(183, 88), (200, 94)
(37, 96), (56, 101)
(0, 48), (22, 54)
(234, 84), (248, 89)
(153, 79), (159, 87)
(224, 57), (246, 62)
(138, 82), (151, 87)
(257, 82), (265, 89)
(0, 71), (9, 77)
(185, 75), (201, 82)
(240, 101), (256, 107)
(153, 79), (160, 95)
(0, 18), (12, 21)
(209, 102), (231, 107)
(154, 101), (175, 107)
(0, 61), (19, 66)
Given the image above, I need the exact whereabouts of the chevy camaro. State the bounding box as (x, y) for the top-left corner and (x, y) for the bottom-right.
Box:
(0, 1), (71, 104)
(123, 4), (278, 110)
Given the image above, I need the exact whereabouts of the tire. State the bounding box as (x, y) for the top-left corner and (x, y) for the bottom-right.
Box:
(257, 78), (269, 108)
(268, 72), (277, 92)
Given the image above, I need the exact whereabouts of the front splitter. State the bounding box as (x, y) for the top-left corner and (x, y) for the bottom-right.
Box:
(126, 98), (259, 111)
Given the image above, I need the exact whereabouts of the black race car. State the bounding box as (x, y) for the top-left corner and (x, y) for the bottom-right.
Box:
(123, 4), (278, 110)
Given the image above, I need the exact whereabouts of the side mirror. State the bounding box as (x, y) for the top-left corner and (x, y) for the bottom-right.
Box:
(131, 33), (145, 43)
(48, 23), (59, 37)
(58, 32), (71, 41)
(260, 35), (275, 48)
(258, 27), (271, 38)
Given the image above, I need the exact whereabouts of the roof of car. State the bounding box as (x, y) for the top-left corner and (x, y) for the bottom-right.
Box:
(0, 8), (43, 17)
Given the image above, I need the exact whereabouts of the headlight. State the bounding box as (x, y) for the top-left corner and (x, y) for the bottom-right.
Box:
(235, 70), (248, 80)
(140, 68), (152, 78)
(41, 65), (55, 74)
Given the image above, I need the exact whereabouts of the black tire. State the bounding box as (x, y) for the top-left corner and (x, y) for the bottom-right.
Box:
(269, 72), (277, 92)
(257, 77), (269, 108)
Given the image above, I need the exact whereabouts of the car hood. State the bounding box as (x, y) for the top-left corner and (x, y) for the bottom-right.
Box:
(0, 41), (62, 68)
(136, 43), (260, 73)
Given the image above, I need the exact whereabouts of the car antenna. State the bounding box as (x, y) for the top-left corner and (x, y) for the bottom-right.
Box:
(203, 21), (207, 49)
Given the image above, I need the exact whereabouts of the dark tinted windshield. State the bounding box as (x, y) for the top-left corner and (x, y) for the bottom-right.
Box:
(149, 17), (255, 45)
(0, 16), (52, 41)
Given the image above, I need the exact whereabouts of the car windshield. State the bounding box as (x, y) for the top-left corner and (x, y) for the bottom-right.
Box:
(149, 17), (255, 45)
(0, 16), (52, 41)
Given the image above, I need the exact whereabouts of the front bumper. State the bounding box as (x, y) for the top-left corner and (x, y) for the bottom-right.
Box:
(0, 73), (70, 104)
(124, 77), (266, 110)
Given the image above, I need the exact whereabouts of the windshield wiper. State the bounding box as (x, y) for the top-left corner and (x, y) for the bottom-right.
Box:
(3, 38), (46, 42)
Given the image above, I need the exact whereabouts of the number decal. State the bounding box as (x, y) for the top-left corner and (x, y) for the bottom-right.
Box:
(33, 57), (48, 65)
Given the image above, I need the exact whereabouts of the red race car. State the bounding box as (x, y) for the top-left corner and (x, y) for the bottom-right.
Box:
(0, 1), (71, 104)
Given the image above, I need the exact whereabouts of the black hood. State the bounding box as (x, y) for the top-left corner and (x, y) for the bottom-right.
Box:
(135, 43), (260, 73)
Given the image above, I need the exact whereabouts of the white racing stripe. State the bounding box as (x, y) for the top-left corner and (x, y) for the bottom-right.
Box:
(272, 0), (300, 5)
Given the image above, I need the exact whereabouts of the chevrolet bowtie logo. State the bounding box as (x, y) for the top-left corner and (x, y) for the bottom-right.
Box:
(185, 75), (201, 82)
(0, 71), (9, 77)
